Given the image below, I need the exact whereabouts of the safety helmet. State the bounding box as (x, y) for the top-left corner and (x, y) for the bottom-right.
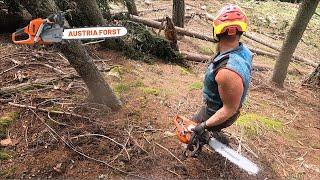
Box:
(212, 4), (248, 41)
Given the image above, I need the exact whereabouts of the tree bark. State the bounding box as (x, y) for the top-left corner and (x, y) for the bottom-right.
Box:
(271, 0), (319, 86)
(1, 0), (31, 33)
(76, 0), (105, 26)
(124, 0), (138, 15)
(19, 0), (122, 110)
(172, 0), (185, 28)
(304, 64), (320, 87)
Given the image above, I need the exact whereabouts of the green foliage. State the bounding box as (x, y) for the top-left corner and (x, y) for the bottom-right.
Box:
(0, 112), (19, 139)
(105, 20), (187, 67)
(236, 113), (283, 136)
(0, 150), (11, 161)
(180, 67), (191, 75)
(0, 166), (16, 178)
(141, 87), (161, 96)
(113, 79), (145, 97)
(189, 81), (203, 90)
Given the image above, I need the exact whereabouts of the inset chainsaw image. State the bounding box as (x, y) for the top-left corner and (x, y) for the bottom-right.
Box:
(12, 12), (127, 45)
(174, 115), (260, 175)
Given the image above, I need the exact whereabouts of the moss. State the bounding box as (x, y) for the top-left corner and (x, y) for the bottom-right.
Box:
(113, 79), (145, 96)
(0, 166), (16, 178)
(0, 150), (11, 161)
(50, 106), (64, 112)
(180, 67), (191, 75)
(189, 81), (203, 91)
(0, 112), (19, 138)
(141, 87), (161, 96)
(130, 80), (145, 88)
(236, 113), (283, 135)
(283, 131), (298, 141)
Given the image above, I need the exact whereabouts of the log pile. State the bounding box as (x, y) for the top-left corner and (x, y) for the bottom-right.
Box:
(127, 15), (317, 68)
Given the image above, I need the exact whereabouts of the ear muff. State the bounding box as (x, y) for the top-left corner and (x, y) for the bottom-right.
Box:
(212, 27), (219, 43)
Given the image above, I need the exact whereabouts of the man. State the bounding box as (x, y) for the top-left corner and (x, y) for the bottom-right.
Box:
(189, 4), (253, 153)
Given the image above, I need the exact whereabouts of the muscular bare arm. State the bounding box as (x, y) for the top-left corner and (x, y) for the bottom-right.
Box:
(205, 68), (244, 127)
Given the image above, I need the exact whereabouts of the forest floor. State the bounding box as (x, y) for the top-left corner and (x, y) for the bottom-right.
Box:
(1, 0), (320, 179)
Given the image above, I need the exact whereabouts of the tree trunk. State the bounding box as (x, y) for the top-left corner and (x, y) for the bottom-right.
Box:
(172, 0), (185, 28)
(19, 0), (122, 110)
(304, 64), (320, 87)
(124, 0), (138, 15)
(271, 0), (319, 86)
(76, 0), (105, 26)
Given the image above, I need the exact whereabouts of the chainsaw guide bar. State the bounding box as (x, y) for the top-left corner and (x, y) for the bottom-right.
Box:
(173, 115), (259, 175)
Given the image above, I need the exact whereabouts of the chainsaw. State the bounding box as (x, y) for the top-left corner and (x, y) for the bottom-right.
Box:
(12, 11), (127, 45)
(174, 115), (259, 175)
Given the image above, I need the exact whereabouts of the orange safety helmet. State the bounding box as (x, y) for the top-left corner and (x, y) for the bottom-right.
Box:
(212, 4), (248, 41)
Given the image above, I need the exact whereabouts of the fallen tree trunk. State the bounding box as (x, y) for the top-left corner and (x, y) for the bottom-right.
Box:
(303, 64), (319, 87)
(205, 13), (316, 67)
(128, 15), (317, 67)
(181, 51), (272, 71)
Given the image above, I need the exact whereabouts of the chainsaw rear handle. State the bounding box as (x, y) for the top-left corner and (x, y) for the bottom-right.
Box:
(12, 18), (45, 45)
(12, 27), (33, 45)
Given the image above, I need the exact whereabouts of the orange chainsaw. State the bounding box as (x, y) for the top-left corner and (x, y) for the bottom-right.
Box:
(12, 11), (127, 45)
(173, 115), (260, 175)
(173, 115), (197, 144)
(173, 115), (204, 157)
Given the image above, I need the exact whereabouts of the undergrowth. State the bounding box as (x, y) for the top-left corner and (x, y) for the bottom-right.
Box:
(0, 112), (19, 139)
(236, 113), (283, 136)
(189, 81), (203, 91)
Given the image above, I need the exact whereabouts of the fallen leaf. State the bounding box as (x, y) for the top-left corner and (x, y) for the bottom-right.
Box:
(53, 163), (62, 173)
(163, 131), (175, 138)
(0, 138), (18, 147)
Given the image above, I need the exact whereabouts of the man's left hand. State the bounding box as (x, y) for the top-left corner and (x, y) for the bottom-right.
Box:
(192, 121), (207, 135)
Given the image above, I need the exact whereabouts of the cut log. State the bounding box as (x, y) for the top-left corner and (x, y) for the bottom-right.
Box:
(303, 64), (320, 87)
(127, 15), (317, 67)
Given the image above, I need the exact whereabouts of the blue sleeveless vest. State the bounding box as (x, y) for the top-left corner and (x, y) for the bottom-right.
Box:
(203, 43), (253, 114)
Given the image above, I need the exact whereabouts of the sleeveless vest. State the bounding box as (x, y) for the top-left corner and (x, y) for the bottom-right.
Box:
(203, 43), (253, 115)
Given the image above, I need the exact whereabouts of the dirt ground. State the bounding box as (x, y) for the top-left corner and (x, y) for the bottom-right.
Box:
(1, 0), (320, 179)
